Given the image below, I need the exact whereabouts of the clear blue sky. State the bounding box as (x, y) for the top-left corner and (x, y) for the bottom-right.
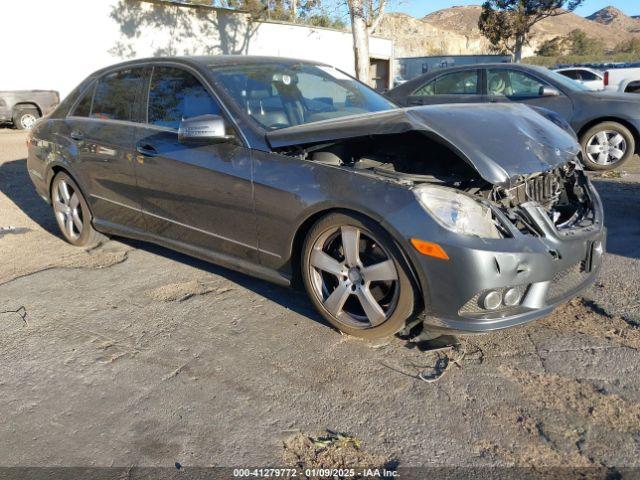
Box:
(394, 0), (640, 18)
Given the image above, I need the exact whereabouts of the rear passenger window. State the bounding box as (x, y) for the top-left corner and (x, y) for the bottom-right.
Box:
(580, 71), (598, 81)
(413, 70), (479, 96)
(72, 84), (94, 117)
(148, 66), (222, 129)
(561, 70), (578, 80)
(91, 68), (145, 122)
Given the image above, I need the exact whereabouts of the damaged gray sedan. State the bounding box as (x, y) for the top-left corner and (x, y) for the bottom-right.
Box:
(27, 56), (605, 340)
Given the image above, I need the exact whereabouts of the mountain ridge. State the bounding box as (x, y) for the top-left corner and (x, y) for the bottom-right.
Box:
(377, 5), (640, 58)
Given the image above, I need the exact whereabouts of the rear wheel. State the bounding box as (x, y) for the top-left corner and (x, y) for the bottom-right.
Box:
(580, 121), (635, 171)
(13, 107), (40, 130)
(51, 172), (105, 247)
(301, 212), (417, 340)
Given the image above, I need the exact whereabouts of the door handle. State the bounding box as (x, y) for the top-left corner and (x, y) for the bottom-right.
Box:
(136, 143), (158, 157)
(70, 130), (84, 141)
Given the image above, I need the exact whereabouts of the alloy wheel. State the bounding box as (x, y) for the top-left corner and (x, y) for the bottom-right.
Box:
(20, 113), (37, 130)
(586, 130), (627, 166)
(52, 179), (83, 241)
(308, 225), (399, 328)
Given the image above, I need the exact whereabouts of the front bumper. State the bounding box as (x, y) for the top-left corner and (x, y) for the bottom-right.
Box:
(405, 183), (606, 334)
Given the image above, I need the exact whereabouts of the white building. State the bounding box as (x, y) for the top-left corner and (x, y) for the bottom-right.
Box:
(1, 0), (394, 99)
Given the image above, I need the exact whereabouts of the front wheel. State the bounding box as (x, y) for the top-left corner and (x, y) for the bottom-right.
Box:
(301, 213), (418, 340)
(580, 122), (635, 171)
(51, 172), (105, 247)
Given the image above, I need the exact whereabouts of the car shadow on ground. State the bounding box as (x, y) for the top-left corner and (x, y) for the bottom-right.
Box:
(0, 157), (327, 330)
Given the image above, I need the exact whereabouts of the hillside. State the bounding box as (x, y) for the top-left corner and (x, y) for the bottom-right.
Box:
(587, 6), (640, 32)
(377, 5), (640, 58)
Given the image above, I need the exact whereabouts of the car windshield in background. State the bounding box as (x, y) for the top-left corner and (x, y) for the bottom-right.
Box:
(209, 63), (396, 130)
(536, 67), (592, 92)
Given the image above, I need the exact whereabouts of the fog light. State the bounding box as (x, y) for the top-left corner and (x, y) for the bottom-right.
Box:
(503, 288), (522, 307)
(483, 291), (502, 310)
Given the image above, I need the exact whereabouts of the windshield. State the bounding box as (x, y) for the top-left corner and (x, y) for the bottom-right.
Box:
(534, 66), (592, 92)
(209, 62), (396, 130)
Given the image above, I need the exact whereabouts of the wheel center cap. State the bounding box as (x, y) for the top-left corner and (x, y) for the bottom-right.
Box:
(348, 267), (362, 284)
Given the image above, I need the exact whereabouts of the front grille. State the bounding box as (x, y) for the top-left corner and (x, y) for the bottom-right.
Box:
(545, 261), (590, 303)
(506, 172), (560, 208)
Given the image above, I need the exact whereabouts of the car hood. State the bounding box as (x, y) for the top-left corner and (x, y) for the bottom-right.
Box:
(266, 103), (580, 187)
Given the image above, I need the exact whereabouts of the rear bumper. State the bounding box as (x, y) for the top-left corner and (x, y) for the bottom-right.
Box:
(0, 107), (11, 122)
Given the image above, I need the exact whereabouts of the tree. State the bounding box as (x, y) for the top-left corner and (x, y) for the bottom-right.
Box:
(536, 29), (603, 57)
(345, 0), (387, 83)
(536, 36), (565, 56)
(479, 0), (584, 62)
(567, 29), (603, 56)
(614, 37), (640, 55)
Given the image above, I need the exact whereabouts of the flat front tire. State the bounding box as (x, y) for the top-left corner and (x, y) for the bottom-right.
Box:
(301, 212), (417, 340)
(580, 121), (635, 171)
(51, 172), (105, 247)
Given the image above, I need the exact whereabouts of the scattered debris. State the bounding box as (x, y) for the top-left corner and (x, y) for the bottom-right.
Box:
(599, 170), (626, 179)
(0, 226), (30, 238)
(418, 342), (466, 383)
(283, 430), (393, 473)
(147, 280), (232, 302)
(380, 341), (466, 384)
(1, 305), (28, 326)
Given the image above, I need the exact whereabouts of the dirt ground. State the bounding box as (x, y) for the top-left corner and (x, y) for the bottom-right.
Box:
(1, 127), (639, 471)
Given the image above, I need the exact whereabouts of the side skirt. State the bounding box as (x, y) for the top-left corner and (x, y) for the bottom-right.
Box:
(92, 219), (292, 287)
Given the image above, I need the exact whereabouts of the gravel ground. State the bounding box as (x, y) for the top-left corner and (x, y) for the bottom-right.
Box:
(1, 127), (639, 470)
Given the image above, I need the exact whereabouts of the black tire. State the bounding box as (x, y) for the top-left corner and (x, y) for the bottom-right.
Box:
(12, 107), (40, 130)
(580, 121), (635, 171)
(301, 212), (418, 340)
(50, 172), (106, 247)
(624, 83), (640, 94)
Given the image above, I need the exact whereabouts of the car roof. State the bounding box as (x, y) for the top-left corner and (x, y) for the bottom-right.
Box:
(88, 55), (331, 77)
(555, 67), (600, 72)
(414, 62), (546, 79)
(388, 62), (545, 95)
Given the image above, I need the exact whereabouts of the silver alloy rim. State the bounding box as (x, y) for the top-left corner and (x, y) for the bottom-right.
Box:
(20, 113), (37, 130)
(308, 225), (399, 329)
(52, 179), (83, 241)
(586, 130), (627, 165)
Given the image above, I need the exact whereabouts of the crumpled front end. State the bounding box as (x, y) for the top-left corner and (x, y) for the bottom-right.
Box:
(412, 161), (606, 333)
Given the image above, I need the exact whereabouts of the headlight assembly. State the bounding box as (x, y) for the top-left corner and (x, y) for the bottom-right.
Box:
(413, 185), (501, 239)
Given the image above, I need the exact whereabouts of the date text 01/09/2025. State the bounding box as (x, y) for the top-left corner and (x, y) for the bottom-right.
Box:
(232, 468), (399, 477)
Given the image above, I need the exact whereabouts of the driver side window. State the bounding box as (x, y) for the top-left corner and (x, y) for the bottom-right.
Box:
(148, 66), (222, 130)
(487, 69), (547, 98)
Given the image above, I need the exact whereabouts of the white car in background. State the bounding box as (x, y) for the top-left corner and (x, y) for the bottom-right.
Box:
(603, 67), (640, 94)
(554, 67), (604, 91)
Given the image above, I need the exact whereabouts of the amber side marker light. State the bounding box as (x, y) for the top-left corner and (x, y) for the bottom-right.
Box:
(410, 238), (450, 260)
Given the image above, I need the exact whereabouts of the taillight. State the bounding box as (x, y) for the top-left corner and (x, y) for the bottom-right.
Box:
(604, 71), (609, 86)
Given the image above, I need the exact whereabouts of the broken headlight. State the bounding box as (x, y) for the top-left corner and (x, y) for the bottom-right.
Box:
(413, 185), (501, 239)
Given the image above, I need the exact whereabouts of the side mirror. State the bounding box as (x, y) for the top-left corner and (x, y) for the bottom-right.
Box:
(178, 114), (233, 144)
(539, 86), (560, 97)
